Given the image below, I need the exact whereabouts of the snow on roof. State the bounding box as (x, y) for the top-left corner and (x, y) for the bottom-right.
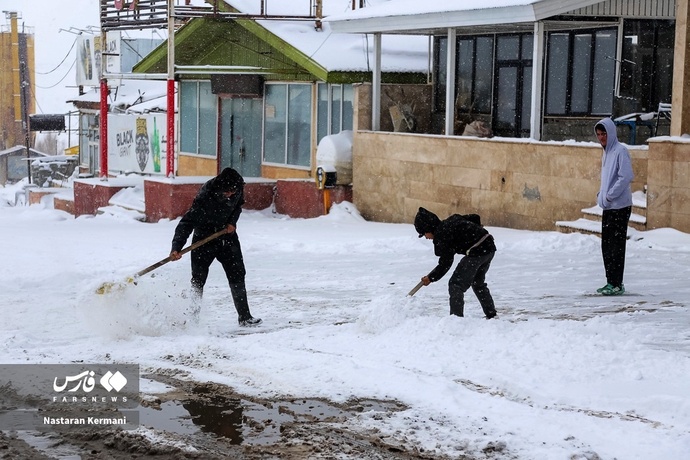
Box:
(68, 80), (168, 112)
(0, 146), (48, 157)
(223, 0), (429, 73)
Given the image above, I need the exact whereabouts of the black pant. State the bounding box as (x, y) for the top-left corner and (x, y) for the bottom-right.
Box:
(190, 234), (252, 321)
(448, 251), (496, 317)
(601, 206), (631, 288)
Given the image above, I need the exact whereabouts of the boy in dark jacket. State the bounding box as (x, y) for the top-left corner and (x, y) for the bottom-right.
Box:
(170, 167), (261, 327)
(414, 207), (497, 319)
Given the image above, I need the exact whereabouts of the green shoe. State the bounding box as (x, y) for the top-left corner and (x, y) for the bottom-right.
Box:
(597, 283), (613, 293)
(602, 284), (625, 296)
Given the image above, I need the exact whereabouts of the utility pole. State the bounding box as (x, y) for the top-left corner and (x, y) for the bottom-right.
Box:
(21, 57), (30, 183)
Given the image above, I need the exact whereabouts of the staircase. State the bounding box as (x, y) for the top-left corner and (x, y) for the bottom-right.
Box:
(96, 186), (146, 221)
(555, 190), (647, 237)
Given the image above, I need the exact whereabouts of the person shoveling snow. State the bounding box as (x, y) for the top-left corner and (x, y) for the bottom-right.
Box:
(170, 167), (262, 327)
(413, 207), (498, 319)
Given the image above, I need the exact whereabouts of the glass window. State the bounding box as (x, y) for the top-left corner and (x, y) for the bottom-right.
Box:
(474, 37), (494, 113)
(264, 84), (287, 164)
(451, 36), (493, 114)
(264, 83), (312, 167)
(496, 66), (518, 131)
(198, 82), (217, 156)
(434, 37), (447, 112)
(545, 28), (617, 116)
(620, 20), (673, 112)
(287, 85), (311, 167)
(330, 85), (342, 135)
(179, 81), (217, 156)
(456, 39), (474, 111)
(180, 81), (198, 153)
(316, 83), (354, 144)
(591, 30), (616, 115)
(546, 33), (569, 115)
(521, 66), (533, 133)
(317, 83), (328, 143)
(521, 35), (533, 60)
(497, 36), (520, 61)
(571, 34), (592, 114)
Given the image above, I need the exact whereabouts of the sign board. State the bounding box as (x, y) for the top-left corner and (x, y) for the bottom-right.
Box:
(107, 113), (167, 175)
(29, 114), (66, 132)
(76, 35), (102, 87)
(104, 31), (122, 74)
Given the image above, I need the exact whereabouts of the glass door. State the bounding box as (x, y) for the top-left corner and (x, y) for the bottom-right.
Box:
(219, 97), (263, 177)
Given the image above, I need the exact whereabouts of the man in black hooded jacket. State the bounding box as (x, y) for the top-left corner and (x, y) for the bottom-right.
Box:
(414, 207), (497, 319)
(170, 167), (261, 327)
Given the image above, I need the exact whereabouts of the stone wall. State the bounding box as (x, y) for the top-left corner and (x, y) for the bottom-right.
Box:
(647, 138), (690, 231)
(351, 131), (650, 231)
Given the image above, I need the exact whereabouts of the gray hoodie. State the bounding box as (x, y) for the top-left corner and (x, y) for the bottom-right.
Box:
(595, 117), (634, 210)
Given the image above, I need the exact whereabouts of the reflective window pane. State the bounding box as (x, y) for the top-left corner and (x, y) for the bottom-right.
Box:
(287, 84), (312, 167)
(264, 84), (287, 164)
(180, 81), (198, 153)
(546, 33), (569, 115)
(198, 82), (217, 156)
(571, 34), (592, 113)
(591, 30), (616, 114)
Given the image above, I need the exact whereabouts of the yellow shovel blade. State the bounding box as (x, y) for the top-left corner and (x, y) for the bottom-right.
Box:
(95, 277), (136, 295)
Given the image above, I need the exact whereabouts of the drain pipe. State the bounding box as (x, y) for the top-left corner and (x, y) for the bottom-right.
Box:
(99, 78), (108, 179)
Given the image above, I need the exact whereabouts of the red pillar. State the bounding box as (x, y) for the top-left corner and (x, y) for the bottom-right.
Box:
(99, 79), (109, 179)
(166, 79), (175, 177)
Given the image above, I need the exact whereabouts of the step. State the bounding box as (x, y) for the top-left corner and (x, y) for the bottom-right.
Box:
(97, 205), (146, 221)
(580, 205), (646, 231)
(555, 218), (639, 239)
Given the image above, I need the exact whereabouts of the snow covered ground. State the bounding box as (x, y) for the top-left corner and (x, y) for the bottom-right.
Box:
(1, 180), (689, 459)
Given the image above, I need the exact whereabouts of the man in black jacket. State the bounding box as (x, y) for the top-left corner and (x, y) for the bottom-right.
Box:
(414, 207), (497, 319)
(170, 167), (261, 327)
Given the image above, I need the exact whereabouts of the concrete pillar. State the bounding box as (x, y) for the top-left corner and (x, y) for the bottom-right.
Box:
(672, 0), (690, 136)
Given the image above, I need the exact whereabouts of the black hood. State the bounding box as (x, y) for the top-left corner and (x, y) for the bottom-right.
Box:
(213, 167), (244, 193)
(414, 207), (441, 237)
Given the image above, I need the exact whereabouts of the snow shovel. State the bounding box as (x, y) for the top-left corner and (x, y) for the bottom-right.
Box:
(95, 228), (228, 295)
(407, 280), (424, 297)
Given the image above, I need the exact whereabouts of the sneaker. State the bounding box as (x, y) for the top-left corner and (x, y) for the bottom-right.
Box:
(238, 317), (262, 327)
(601, 285), (625, 296)
(597, 283), (613, 293)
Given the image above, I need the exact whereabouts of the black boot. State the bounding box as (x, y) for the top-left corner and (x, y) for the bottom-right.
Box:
(184, 281), (204, 323)
(229, 282), (262, 326)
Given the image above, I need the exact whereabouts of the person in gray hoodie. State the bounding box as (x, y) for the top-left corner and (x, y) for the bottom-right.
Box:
(594, 118), (634, 296)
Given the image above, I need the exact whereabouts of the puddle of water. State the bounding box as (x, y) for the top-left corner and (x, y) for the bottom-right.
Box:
(140, 396), (401, 445)
(15, 431), (82, 460)
(138, 401), (199, 436)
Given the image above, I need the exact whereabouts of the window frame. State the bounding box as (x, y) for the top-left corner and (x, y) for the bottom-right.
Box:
(317, 83), (354, 144)
(179, 80), (218, 156)
(263, 82), (313, 169)
(544, 27), (618, 117)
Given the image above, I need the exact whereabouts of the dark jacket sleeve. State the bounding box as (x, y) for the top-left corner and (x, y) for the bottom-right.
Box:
(427, 243), (455, 282)
(226, 188), (245, 228)
(171, 199), (202, 253)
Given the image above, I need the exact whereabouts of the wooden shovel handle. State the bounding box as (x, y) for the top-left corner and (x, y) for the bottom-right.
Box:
(135, 228), (228, 278)
(407, 280), (424, 297)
